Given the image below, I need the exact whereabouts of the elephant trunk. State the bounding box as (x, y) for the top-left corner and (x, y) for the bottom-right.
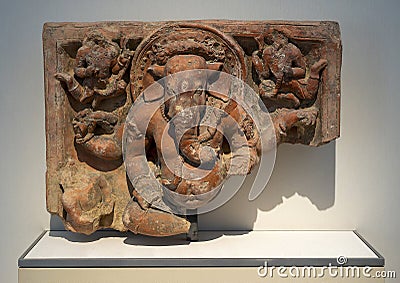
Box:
(172, 107), (215, 167)
(172, 108), (202, 166)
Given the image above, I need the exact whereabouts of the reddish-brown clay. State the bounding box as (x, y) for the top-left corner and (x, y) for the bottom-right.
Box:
(43, 21), (341, 236)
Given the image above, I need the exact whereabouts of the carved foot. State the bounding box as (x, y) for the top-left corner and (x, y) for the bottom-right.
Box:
(273, 107), (318, 143)
(276, 92), (300, 108)
(122, 199), (190, 237)
(296, 107), (318, 127)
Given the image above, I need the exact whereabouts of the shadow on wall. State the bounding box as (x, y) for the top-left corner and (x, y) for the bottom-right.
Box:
(199, 141), (336, 230)
(50, 142), (335, 232)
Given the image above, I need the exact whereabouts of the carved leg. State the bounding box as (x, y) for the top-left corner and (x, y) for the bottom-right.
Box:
(298, 59), (328, 100)
(72, 110), (120, 158)
(78, 135), (122, 160)
(174, 159), (225, 195)
(160, 167), (181, 192)
(252, 51), (268, 80)
(122, 190), (191, 237)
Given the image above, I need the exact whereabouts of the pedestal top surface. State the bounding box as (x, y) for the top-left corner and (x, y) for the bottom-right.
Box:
(19, 230), (383, 267)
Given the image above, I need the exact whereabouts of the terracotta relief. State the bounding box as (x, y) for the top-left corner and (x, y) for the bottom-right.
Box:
(251, 28), (329, 145)
(43, 21), (341, 237)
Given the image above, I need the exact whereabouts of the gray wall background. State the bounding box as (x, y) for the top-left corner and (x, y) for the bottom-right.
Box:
(1, 0), (399, 282)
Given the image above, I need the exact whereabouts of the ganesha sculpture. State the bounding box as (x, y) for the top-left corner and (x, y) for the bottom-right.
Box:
(44, 21), (341, 237)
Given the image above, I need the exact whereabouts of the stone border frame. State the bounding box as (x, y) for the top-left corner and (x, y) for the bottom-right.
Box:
(43, 20), (341, 225)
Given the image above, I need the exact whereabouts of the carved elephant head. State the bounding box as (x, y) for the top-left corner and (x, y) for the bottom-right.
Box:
(148, 55), (223, 166)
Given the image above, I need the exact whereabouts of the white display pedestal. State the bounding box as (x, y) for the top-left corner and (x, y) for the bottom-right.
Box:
(19, 230), (384, 283)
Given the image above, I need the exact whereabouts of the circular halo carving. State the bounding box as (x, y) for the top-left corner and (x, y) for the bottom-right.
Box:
(130, 23), (246, 100)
